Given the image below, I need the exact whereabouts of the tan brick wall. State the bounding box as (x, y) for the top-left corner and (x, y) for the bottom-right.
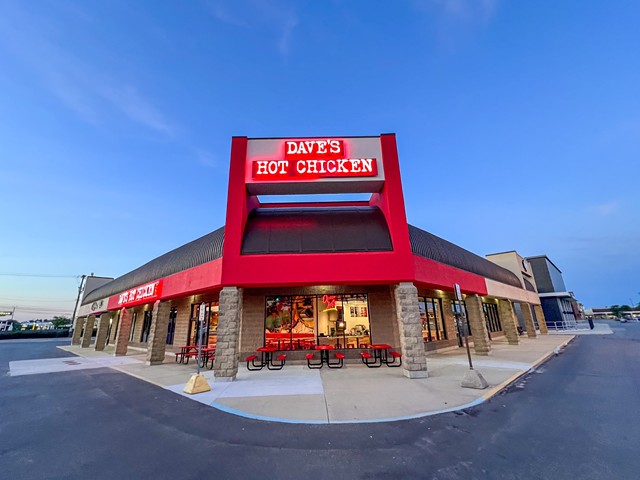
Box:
(81, 315), (95, 348)
(465, 294), (491, 355)
(71, 316), (85, 345)
(129, 306), (144, 344)
(94, 313), (110, 351)
(146, 301), (171, 365)
(521, 303), (538, 338)
(369, 286), (398, 347)
(498, 299), (520, 345)
(171, 297), (192, 348)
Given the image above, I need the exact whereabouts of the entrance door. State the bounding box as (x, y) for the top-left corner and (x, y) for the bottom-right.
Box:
(140, 311), (152, 343)
(166, 308), (177, 345)
(452, 300), (470, 347)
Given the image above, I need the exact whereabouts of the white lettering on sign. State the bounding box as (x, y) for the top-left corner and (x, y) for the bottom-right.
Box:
(251, 138), (378, 181)
(118, 280), (162, 306)
(285, 139), (343, 158)
(253, 158), (377, 179)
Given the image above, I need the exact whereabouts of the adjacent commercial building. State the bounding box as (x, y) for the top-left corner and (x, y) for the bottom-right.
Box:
(525, 255), (582, 328)
(73, 134), (548, 381)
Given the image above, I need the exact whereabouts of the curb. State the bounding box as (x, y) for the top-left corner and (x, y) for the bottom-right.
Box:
(56, 338), (576, 424)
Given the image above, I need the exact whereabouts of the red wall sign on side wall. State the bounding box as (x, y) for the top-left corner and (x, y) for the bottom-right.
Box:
(117, 280), (163, 308)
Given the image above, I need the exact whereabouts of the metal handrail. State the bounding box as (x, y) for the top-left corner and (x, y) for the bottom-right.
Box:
(548, 320), (590, 331)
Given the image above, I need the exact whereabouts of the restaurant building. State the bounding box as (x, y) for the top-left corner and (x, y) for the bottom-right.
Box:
(73, 134), (547, 380)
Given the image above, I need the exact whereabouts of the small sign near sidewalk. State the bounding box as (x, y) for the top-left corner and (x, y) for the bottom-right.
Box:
(454, 283), (489, 390)
(184, 302), (211, 395)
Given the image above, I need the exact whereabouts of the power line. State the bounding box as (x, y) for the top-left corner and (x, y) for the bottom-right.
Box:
(0, 296), (76, 302)
(0, 273), (81, 278)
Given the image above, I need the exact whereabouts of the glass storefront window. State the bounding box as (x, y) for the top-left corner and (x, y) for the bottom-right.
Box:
(189, 301), (219, 347)
(482, 302), (502, 335)
(452, 300), (470, 347)
(264, 293), (371, 350)
(140, 310), (152, 343)
(418, 297), (446, 342)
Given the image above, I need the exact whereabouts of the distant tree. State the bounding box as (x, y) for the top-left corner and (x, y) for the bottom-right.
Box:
(610, 305), (631, 318)
(11, 321), (21, 332)
(51, 316), (71, 329)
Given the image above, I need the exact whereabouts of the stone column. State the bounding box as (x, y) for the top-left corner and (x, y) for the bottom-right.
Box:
(114, 309), (133, 356)
(213, 287), (242, 381)
(145, 301), (171, 365)
(521, 303), (537, 338)
(71, 316), (85, 345)
(81, 315), (95, 348)
(94, 313), (111, 351)
(393, 283), (428, 378)
(498, 299), (520, 345)
(533, 304), (548, 334)
(465, 295), (491, 355)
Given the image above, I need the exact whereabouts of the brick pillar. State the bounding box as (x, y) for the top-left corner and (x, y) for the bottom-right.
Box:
(114, 309), (133, 356)
(465, 295), (491, 355)
(71, 316), (85, 345)
(533, 304), (548, 334)
(94, 313), (110, 351)
(521, 303), (537, 338)
(393, 283), (428, 378)
(498, 299), (520, 345)
(145, 301), (171, 365)
(213, 287), (242, 381)
(81, 315), (95, 348)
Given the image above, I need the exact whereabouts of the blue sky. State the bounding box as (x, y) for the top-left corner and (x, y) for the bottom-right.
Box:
(1, 0), (639, 321)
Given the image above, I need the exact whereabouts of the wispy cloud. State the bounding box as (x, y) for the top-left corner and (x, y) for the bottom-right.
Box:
(416, 0), (500, 22)
(0, 3), (175, 136)
(593, 201), (619, 217)
(99, 85), (175, 136)
(193, 148), (219, 168)
(205, 0), (299, 57)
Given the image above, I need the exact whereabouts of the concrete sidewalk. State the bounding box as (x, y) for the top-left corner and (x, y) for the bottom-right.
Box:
(57, 334), (574, 424)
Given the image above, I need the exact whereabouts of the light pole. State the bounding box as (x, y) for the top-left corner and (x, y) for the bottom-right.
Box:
(71, 274), (87, 325)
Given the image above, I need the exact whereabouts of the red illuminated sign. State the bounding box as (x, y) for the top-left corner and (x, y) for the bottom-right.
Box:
(117, 280), (162, 307)
(252, 139), (378, 181)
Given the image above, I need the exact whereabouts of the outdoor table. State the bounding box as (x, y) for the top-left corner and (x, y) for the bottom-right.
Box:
(369, 344), (392, 366)
(175, 345), (197, 364)
(202, 346), (216, 369)
(314, 345), (335, 366)
(257, 346), (277, 368)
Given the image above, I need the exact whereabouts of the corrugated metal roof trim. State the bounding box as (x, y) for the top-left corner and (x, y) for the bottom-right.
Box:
(408, 225), (523, 289)
(82, 227), (224, 305)
(241, 207), (393, 254)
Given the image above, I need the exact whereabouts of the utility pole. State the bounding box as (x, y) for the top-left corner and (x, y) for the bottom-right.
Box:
(71, 274), (87, 324)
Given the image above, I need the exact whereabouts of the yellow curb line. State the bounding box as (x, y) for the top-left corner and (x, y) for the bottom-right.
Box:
(480, 335), (576, 401)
